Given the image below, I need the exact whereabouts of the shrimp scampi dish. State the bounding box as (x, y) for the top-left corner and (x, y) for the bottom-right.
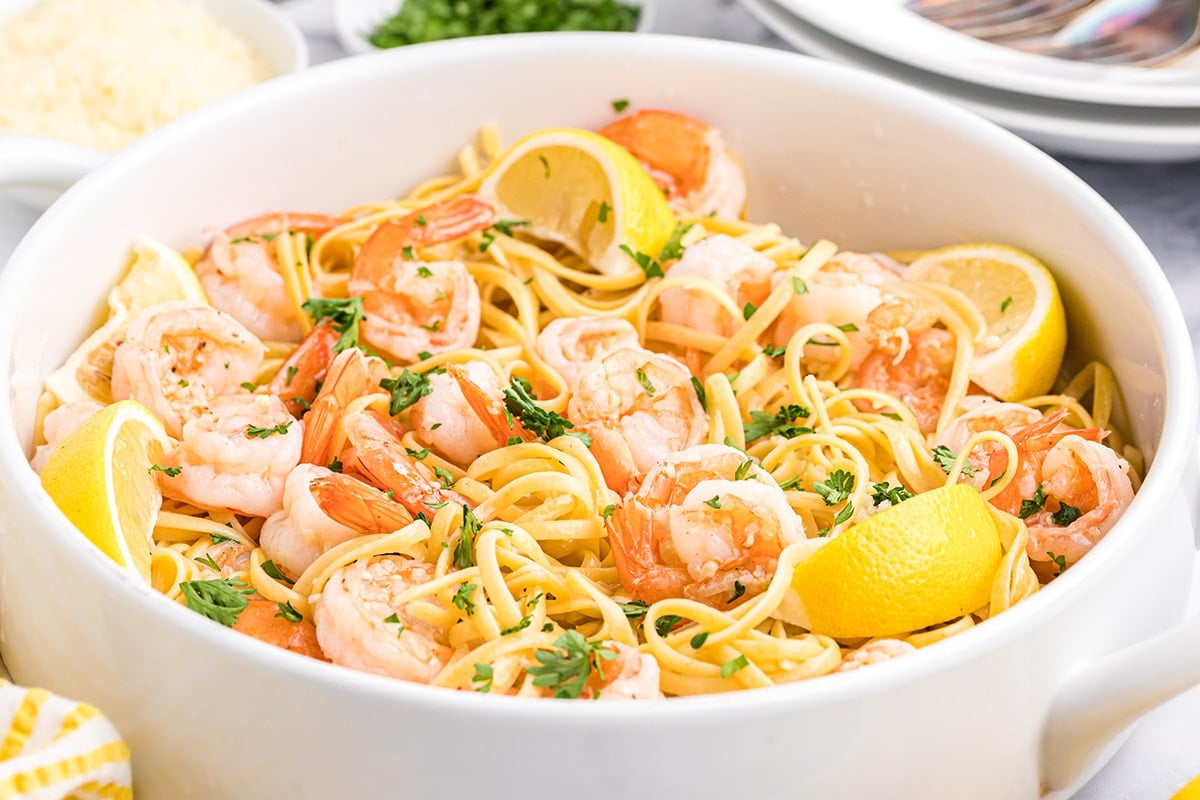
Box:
(33, 109), (1141, 699)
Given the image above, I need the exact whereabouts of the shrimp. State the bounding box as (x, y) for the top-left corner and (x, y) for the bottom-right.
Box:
(834, 640), (915, 673)
(111, 300), (266, 437)
(260, 464), (411, 579)
(313, 555), (451, 683)
(608, 444), (804, 607)
(348, 197), (494, 363)
(268, 322), (340, 417)
(343, 410), (472, 517)
(409, 360), (513, 465)
(853, 328), (956, 435)
(535, 317), (641, 388)
(568, 346), (709, 492)
(233, 599), (327, 661)
(772, 252), (904, 371)
(156, 394), (303, 518)
(300, 347), (392, 466)
(936, 401), (1046, 486)
(584, 642), (663, 701)
(195, 212), (344, 343)
(194, 539), (252, 578)
(31, 399), (103, 472)
(659, 235), (775, 337)
(599, 110), (747, 219)
(1025, 435), (1133, 566)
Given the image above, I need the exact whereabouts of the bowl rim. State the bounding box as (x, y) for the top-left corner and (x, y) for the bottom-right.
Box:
(0, 32), (1195, 719)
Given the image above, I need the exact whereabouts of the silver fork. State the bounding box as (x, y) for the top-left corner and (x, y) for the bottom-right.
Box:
(1029, 0), (1200, 64)
(906, 0), (1094, 34)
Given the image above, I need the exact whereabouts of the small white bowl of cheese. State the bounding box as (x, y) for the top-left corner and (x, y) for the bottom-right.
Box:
(0, 0), (308, 209)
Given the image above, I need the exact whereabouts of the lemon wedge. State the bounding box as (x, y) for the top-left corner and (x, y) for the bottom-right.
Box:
(791, 484), (1003, 639)
(107, 235), (207, 317)
(1172, 775), (1200, 800)
(478, 127), (678, 276)
(906, 243), (1067, 401)
(39, 400), (170, 582)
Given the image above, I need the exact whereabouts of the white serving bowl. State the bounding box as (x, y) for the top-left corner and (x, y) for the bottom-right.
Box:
(333, 0), (656, 55)
(0, 33), (1197, 800)
(0, 0), (309, 209)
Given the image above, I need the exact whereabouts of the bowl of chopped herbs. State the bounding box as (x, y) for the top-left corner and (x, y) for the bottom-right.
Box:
(334, 0), (653, 55)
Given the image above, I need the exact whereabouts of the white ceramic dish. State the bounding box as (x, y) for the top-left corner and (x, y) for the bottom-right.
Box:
(774, 0), (1200, 108)
(333, 0), (656, 56)
(0, 0), (309, 209)
(741, 0), (1200, 162)
(1, 33), (1199, 800)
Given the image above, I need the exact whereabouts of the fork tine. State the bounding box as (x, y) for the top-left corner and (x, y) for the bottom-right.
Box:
(908, 0), (1078, 27)
(907, 0), (1033, 23)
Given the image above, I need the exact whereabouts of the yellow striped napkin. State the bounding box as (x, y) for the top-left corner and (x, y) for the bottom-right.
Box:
(0, 681), (131, 799)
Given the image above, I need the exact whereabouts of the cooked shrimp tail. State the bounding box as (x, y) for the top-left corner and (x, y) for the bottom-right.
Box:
(270, 321), (341, 415)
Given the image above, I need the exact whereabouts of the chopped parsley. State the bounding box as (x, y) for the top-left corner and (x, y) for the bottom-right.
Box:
(405, 446), (430, 460)
(722, 436), (744, 452)
(239, 381), (257, 392)
(635, 367), (655, 396)
(301, 297), (365, 353)
(870, 481), (914, 507)
(260, 559), (295, 585)
(452, 583), (477, 616)
(526, 631), (616, 700)
(539, 154), (550, 177)
(813, 470), (855, 505)
(744, 405), (812, 442)
(245, 421), (293, 439)
(690, 376), (707, 411)
(601, 504), (616, 520)
(209, 531), (238, 545)
(743, 302), (757, 320)
(472, 663), (494, 693)
(619, 244), (664, 279)
(690, 632), (709, 649)
(416, 215), (427, 227)
(932, 445), (976, 477)
(611, 98), (630, 112)
(401, 245), (415, 260)
(433, 465), (456, 488)
(327, 456), (344, 473)
(500, 614), (533, 636)
(419, 319), (442, 333)
(654, 614), (682, 637)
(149, 464), (182, 477)
(778, 475), (802, 491)
(492, 219), (531, 237)
(275, 601), (303, 623)
(720, 655), (749, 679)
(286, 366), (298, 385)
(837, 322), (859, 333)
(503, 377), (576, 441)
(194, 554), (221, 571)
(1051, 502), (1081, 527)
(416, 265), (433, 278)
(703, 495), (722, 509)
(1001, 296), (1013, 313)
(728, 580), (746, 603)
(618, 600), (649, 620)
(833, 502), (855, 526)
(179, 578), (252, 627)
(734, 460), (754, 481)
(1019, 485), (1047, 520)
(384, 612), (405, 636)
(762, 344), (787, 358)
(369, 0), (639, 48)
(658, 223), (692, 263)
(1047, 551), (1068, 575)
(380, 370), (432, 415)
(455, 506), (481, 569)
(792, 276), (808, 295)
(598, 200), (611, 223)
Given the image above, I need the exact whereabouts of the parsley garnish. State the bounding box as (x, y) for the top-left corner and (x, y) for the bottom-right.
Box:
(194, 554), (221, 571)
(870, 481), (914, 507)
(180, 578), (252, 627)
(416, 265), (433, 278)
(619, 244), (664, 279)
(743, 302), (757, 320)
(833, 503), (855, 526)
(813, 470), (855, 505)
(538, 154), (550, 178)
(405, 446), (430, 460)
(149, 463), (182, 477)
(209, 531), (238, 545)
(720, 655), (749, 679)
(260, 559), (294, 586)
(690, 376), (707, 411)
(455, 506), (481, 569)
(1001, 296), (1013, 312)
(931, 445), (976, 477)
(380, 370), (432, 415)
(328, 456), (344, 473)
(500, 615), (533, 636)
(1019, 485), (1047, 520)
(744, 405), (812, 442)
(275, 601), (303, 623)
(611, 98), (630, 112)
(452, 583), (477, 616)
(729, 580), (746, 603)
(245, 421), (292, 439)
(472, 663), (494, 693)
(723, 436), (744, 452)
(778, 475), (802, 491)
(239, 381), (256, 391)
(503, 377), (576, 441)
(601, 504), (616, 520)
(734, 460), (753, 481)
(792, 276), (808, 295)
(690, 632), (709, 649)
(301, 297), (365, 353)
(401, 245), (415, 260)
(433, 465), (456, 488)
(1051, 502), (1081, 527)
(837, 322), (859, 333)
(1047, 551), (1068, 575)
(704, 495), (722, 509)
(635, 367), (655, 396)
(618, 600), (649, 620)
(286, 366), (298, 385)
(598, 200), (611, 223)
(658, 223), (692, 263)
(493, 219), (531, 237)
(526, 631), (616, 700)
(762, 344), (786, 358)
(654, 614), (682, 637)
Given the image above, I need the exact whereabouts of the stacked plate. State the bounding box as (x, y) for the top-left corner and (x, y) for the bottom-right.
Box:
(739, 0), (1200, 161)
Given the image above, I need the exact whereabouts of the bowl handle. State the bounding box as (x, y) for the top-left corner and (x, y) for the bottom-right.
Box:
(0, 136), (103, 189)
(1040, 610), (1200, 790)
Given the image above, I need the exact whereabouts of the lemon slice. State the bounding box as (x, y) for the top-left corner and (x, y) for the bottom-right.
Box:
(791, 484), (1003, 638)
(478, 127), (678, 276)
(107, 235), (207, 317)
(906, 243), (1067, 401)
(39, 400), (170, 581)
(1172, 775), (1200, 800)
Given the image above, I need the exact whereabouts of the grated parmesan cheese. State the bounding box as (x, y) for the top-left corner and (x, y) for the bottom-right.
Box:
(0, 0), (271, 151)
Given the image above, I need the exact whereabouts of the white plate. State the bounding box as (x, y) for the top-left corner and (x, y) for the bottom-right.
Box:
(741, 0), (1200, 162)
(774, 0), (1200, 109)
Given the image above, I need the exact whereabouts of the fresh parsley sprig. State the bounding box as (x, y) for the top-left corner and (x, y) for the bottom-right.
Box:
(526, 631), (616, 699)
(380, 370), (432, 415)
(180, 578), (253, 627)
(503, 377), (578, 442)
(743, 404), (812, 442)
(301, 297), (365, 353)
